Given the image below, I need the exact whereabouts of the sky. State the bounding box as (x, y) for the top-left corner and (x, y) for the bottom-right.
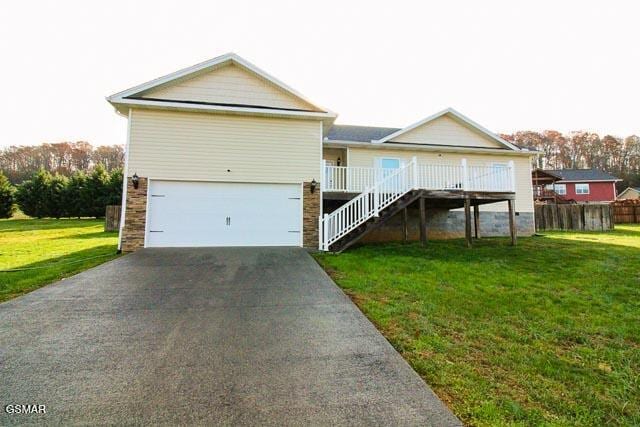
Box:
(0, 0), (639, 148)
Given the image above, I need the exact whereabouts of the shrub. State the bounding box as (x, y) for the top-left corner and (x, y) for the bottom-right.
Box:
(15, 167), (123, 219)
(0, 171), (15, 218)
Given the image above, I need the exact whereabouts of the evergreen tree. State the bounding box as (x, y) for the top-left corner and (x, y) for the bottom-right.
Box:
(106, 168), (123, 206)
(16, 169), (51, 218)
(84, 164), (110, 217)
(46, 174), (68, 218)
(63, 171), (88, 218)
(0, 171), (15, 218)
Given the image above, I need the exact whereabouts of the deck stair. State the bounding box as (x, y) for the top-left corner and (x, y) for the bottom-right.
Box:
(320, 159), (419, 252)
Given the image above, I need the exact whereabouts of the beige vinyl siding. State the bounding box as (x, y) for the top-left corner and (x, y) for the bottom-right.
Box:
(141, 63), (316, 111)
(128, 109), (321, 183)
(348, 147), (534, 212)
(390, 115), (504, 149)
(323, 148), (346, 165)
(618, 188), (640, 200)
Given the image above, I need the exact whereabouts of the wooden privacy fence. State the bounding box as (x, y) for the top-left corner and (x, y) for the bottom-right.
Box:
(105, 205), (122, 232)
(535, 204), (613, 231)
(611, 200), (640, 223)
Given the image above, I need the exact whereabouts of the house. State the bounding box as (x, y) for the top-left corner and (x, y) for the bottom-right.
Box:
(532, 169), (620, 203)
(617, 187), (640, 200)
(107, 53), (536, 252)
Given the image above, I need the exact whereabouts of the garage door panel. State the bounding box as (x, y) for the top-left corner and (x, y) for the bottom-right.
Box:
(146, 181), (301, 247)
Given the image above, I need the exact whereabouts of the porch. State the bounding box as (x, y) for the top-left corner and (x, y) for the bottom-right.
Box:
(319, 157), (518, 251)
(322, 158), (516, 194)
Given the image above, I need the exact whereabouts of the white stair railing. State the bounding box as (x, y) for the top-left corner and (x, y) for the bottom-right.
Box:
(320, 158), (417, 251)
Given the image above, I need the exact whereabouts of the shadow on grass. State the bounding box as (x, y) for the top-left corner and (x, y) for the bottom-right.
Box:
(0, 218), (104, 233)
(342, 234), (640, 266)
(540, 224), (640, 237)
(51, 231), (118, 240)
(0, 244), (121, 303)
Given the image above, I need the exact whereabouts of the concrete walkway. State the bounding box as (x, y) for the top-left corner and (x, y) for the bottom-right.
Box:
(0, 247), (460, 425)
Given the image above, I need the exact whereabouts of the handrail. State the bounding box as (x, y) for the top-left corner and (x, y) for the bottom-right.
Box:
(323, 161), (514, 193)
(320, 158), (416, 250)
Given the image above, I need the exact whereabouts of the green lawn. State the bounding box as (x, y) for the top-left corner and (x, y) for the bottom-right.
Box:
(0, 218), (120, 303)
(314, 225), (640, 426)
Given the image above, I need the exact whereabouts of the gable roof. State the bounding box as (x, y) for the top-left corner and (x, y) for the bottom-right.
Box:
(617, 187), (640, 198)
(372, 108), (521, 151)
(327, 125), (401, 142)
(544, 169), (620, 182)
(107, 53), (337, 124)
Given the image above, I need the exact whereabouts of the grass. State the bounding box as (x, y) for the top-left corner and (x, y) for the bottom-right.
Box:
(0, 218), (120, 303)
(314, 225), (640, 426)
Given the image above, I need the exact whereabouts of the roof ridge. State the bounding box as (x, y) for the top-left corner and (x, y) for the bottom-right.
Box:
(330, 124), (401, 129)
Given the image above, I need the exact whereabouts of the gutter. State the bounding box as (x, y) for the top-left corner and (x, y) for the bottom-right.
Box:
(323, 139), (539, 157)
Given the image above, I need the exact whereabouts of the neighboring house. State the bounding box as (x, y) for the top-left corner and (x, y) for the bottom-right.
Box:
(532, 169), (620, 203)
(617, 187), (640, 200)
(532, 169), (567, 203)
(107, 53), (536, 252)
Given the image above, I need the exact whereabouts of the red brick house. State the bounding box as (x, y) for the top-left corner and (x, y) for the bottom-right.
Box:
(532, 169), (621, 203)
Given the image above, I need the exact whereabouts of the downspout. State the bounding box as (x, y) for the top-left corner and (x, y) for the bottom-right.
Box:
(117, 109), (132, 252)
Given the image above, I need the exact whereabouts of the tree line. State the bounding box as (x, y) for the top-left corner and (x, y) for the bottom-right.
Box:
(0, 166), (122, 219)
(501, 131), (640, 190)
(1, 130), (639, 219)
(0, 142), (123, 184)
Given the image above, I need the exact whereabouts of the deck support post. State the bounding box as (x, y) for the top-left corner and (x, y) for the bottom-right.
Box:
(464, 197), (472, 248)
(508, 199), (517, 246)
(419, 197), (427, 246)
(402, 207), (408, 242)
(473, 203), (480, 239)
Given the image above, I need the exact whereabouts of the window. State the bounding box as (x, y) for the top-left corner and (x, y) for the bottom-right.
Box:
(380, 158), (400, 169)
(545, 183), (566, 195)
(575, 183), (590, 194)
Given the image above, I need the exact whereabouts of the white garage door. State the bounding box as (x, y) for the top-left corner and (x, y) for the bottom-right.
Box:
(146, 181), (302, 247)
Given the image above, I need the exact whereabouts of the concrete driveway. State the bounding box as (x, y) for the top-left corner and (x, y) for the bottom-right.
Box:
(0, 247), (459, 426)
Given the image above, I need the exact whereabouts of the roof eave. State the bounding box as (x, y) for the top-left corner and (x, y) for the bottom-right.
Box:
(324, 139), (537, 156)
(556, 179), (622, 183)
(109, 98), (337, 124)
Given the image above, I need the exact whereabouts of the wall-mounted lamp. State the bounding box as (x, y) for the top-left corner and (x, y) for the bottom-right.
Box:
(310, 179), (318, 193)
(132, 173), (140, 189)
(337, 157), (341, 166)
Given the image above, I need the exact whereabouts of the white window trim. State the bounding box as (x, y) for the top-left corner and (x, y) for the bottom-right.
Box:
(575, 183), (590, 195)
(546, 183), (567, 195)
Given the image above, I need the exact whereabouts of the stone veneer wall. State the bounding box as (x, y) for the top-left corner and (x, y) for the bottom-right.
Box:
(360, 205), (535, 243)
(120, 177), (148, 252)
(303, 182), (321, 249)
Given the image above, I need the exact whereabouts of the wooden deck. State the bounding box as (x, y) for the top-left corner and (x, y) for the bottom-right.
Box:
(323, 190), (517, 248)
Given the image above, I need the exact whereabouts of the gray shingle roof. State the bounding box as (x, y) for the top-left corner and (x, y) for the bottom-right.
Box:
(545, 169), (619, 182)
(327, 125), (400, 142)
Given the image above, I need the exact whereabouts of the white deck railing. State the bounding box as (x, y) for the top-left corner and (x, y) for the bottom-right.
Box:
(322, 159), (515, 193)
